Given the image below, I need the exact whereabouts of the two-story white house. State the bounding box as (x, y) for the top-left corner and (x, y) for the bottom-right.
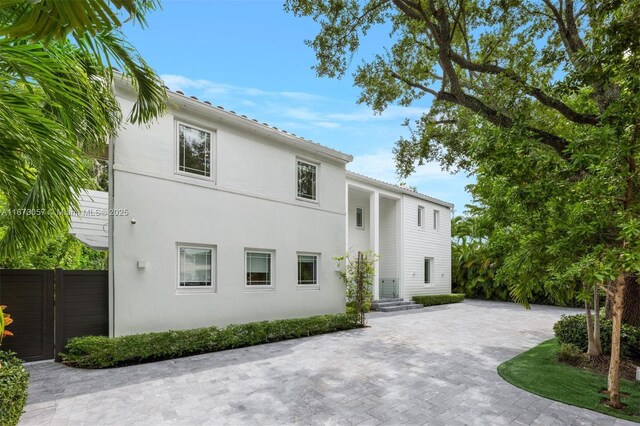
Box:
(72, 80), (453, 336)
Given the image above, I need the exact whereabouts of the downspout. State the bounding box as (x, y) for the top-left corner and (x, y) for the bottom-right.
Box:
(108, 133), (115, 338)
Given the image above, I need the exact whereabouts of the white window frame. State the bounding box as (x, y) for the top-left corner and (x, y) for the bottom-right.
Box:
(418, 206), (425, 229)
(297, 253), (320, 289)
(296, 158), (319, 202)
(176, 243), (216, 294)
(433, 210), (440, 231)
(245, 249), (275, 289)
(355, 207), (365, 230)
(424, 257), (433, 285)
(175, 121), (215, 181)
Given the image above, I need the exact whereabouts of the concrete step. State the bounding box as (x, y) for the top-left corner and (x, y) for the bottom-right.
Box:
(373, 300), (413, 308)
(377, 303), (423, 312)
(375, 298), (403, 303)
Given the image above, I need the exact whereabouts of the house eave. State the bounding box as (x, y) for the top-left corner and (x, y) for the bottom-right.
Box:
(113, 76), (353, 165)
(346, 171), (454, 209)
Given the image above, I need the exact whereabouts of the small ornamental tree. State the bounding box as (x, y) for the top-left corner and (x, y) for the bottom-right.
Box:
(335, 251), (377, 327)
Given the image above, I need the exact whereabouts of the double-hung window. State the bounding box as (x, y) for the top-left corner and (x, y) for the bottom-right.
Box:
(297, 160), (317, 201)
(178, 123), (212, 177)
(433, 210), (440, 230)
(298, 254), (318, 286)
(178, 245), (214, 288)
(246, 251), (273, 287)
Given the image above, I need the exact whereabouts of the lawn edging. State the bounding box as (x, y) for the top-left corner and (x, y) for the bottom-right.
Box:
(497, 338), (640, 423)
(61, 313), (358, 368)
(412, 293), (464, 307)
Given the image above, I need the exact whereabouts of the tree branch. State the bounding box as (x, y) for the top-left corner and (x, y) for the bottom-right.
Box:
(390, 71), (439, 96)
(447, 51), (599, 125)
(436, 90), (571, 158)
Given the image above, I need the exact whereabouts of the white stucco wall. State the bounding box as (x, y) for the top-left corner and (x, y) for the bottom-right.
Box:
(378, 197), (397, 280)
(111, 94), (349, 336)
(401, 195), (452, 299)
(346, 189), (370, 254)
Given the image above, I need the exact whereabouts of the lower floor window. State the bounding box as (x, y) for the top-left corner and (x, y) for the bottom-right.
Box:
(246, 251), (272, 286)
(298, 254), (318, 285)
(424, 257), (433, 284)
(179, 246), (213, 287)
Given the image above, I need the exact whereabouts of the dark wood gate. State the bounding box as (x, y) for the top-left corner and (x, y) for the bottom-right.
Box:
(0, 269), (108, 362)
(0, 270), (54, 361)
(55, 270), (109, 361)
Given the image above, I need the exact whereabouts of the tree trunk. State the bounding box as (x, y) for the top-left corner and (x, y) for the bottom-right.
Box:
(622, 275), (640, 326)
(608, 273), (627, 408)
(605, 280), (614, 320)
(594, 284), (602, 355)
(605, 276), (640, 326)
(584, 285), (602, 357)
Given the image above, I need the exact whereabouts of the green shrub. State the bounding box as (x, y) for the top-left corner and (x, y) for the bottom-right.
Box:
(0, 350), (29, 426)
(412, 294), (465, 307)
(553, 314), (640, 358)
(556, 343), (586, 365)
(61, 313), (358, 368)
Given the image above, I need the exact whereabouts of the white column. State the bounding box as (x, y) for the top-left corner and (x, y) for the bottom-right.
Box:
(345, 182), (350, 253)
(370, 190), (380, 300)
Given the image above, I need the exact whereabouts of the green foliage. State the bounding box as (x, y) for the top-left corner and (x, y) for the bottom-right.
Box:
(0, 229), (106, 270)
(412, 294), (464, 307)
(0, 0), (166, 260)
(553, 315), (640, 358)
(498, 339), (640, 422)
(556, 343), (586, 366)
(0, 350), (29, 426)
(61, 313), (358, 368)
(335, 251), (377, 327)
(451, 216), (505, 300)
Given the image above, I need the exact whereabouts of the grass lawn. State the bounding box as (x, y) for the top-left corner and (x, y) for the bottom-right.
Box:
(498, 338), (640, 423)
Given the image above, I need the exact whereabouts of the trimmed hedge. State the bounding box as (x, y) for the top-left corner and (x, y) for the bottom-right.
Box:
(553, 314), (640, 358)
(61, 313), (358, 368)
(0, 350), (29, 426)
(412, 293), (465, 307)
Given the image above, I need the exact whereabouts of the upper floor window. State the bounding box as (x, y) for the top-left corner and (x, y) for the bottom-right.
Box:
(178, 123), (211, 177)
(355, 207), (364, 229)
(433, 210), (440, 230)
(418, 206), (425, 228)
(178, 245), (214, 288)
(297, 160), (317, 201)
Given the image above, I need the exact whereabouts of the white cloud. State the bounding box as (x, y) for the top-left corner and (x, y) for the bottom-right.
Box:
(159, 74), (428, 130)
(349, 149), (453, 187)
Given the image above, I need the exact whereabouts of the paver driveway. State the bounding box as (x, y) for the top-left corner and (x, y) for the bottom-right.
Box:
(21, 300), (634, 425)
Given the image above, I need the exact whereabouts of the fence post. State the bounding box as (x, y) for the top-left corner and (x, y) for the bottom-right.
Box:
(54, 268), (64, 362)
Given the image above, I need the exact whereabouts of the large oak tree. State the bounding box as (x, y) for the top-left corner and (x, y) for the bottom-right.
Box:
(286, 0), (640, 407)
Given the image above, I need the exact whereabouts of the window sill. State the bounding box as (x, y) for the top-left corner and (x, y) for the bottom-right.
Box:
(244, 286), (276, 292)
(296, 285), (320, 291)
(175, 170), (215, 183)
(296, 196), (319, 204)
(176, 287), (216, 295)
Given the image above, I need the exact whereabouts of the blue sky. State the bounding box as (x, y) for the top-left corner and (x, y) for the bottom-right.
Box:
(122, 0), (474, 213)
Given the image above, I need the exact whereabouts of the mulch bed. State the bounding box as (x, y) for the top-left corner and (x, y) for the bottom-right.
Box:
(577, 356), (639, 381)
